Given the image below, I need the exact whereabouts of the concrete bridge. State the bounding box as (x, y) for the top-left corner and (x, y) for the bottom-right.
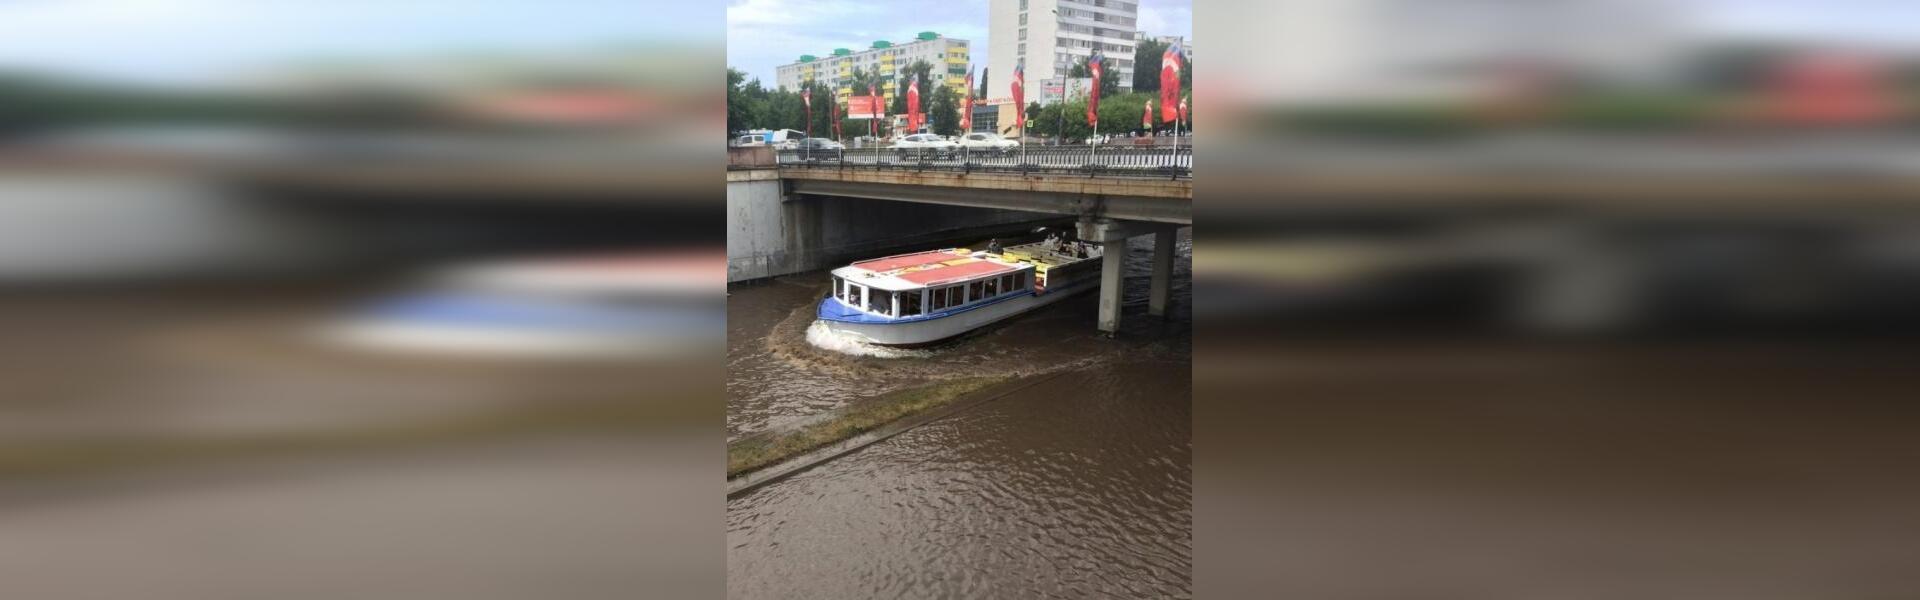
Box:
(729, 146), (1191, 335)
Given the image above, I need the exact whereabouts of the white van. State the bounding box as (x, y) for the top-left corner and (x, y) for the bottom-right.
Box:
(743, 129), (807, 149)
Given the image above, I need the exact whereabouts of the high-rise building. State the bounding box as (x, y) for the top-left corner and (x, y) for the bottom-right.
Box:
(987, 0), (1141, 107)
(772, 32), (970, 107)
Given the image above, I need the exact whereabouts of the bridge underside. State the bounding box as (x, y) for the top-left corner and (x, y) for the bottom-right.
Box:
(778, 168), (1191, 226)
(760, 166), (1193, 336)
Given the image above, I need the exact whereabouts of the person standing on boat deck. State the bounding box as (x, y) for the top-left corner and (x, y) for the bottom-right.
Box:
(988, 239), (1003, 255)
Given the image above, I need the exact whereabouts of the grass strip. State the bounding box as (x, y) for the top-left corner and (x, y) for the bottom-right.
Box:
(728, 376), (1006, 478)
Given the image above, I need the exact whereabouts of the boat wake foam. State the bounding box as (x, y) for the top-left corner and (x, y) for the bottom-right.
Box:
(805, 320), (930, 359)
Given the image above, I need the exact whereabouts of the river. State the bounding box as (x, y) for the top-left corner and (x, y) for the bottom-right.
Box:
(726, 231), (1192, 598)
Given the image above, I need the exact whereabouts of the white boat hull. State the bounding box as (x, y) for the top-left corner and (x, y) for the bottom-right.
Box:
(818, 280), (1094, 346)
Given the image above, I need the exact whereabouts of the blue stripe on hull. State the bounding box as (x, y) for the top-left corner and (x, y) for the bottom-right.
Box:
(815, 280), (1097, 345)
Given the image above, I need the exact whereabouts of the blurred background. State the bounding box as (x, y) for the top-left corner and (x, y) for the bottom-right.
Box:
(13, 0), (1920, 597)
(1200, 0), (1920, 597)
(0, 1), (722, 598)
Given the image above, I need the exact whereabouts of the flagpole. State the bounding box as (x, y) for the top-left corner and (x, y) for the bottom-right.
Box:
(1020, 114), (1027, 169)
(804, 89), (811, 163)
(1090, 117), (1098, 167)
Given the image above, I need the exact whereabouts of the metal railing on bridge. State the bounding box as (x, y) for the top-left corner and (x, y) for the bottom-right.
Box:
(775, 144), (1191, 179)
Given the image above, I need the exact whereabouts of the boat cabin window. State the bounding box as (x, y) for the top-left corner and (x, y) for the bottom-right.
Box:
(832, 277), (843, 300)
(845, 282), (864, 307)
(983, 277), (998, 297)
(870, 289), (894, 316)
(947, 286), (963, 307)
(968, 281), (983, 303)
(930, 286), (949, 310)
(902, 290), (923, 316)
(1013, 271), (1027, 290)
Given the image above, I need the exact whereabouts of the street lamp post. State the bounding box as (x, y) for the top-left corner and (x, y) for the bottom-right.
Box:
(1053, 9), (1063, 147)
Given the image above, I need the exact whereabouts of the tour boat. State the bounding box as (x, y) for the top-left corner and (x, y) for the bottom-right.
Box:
(816, 241), (1104, 346)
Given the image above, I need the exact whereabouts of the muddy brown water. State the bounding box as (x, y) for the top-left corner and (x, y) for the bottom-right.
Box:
(726, 232), (1192, 598)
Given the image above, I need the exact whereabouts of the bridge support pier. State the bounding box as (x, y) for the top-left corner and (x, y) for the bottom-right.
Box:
(1081, 218), (1164, 336)
(1149, 228), (1175, 318)
(1098, 238), (1125, 335)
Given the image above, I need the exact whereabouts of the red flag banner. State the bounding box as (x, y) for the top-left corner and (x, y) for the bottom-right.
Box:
(869, 84), (881, 137)
(1086, 53), (1104, 126)
(906, 78), (921, 132)
(1161, 41), (1183, 123)
(1012, 63), (1025, 129)
(962, 67), (974, 133)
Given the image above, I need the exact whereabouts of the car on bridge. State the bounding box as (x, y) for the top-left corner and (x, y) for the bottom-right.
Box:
(893, 134), (958, 159)
(958, 132), (1019, 155)
(800, 138), (845, 151)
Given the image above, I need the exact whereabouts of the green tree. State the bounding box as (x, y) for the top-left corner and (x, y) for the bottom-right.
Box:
(928, 85), (960, 136)
(1032, 101), (1087, 142)
(1022, 100), (1045, 139)
(1132, 38), (1168, 93)
(727, 68), (749, 134)
(890, 59), (934, 118)
(842, 115), (870, 139)
(768, 88), (803, 132)
(805, 82), (836, 138)
(1096, 92), (1152, 135)
(734, 75), (777, 131)
(845, 66), (877, 99)
(1026, 92), (1162, 141)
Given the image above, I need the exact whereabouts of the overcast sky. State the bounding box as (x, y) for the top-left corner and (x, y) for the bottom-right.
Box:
(727, 0), (1196, 86)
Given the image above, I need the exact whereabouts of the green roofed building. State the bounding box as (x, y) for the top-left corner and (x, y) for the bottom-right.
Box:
(774, 32), (971, 103)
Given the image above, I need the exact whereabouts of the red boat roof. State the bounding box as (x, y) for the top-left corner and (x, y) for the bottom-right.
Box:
(852, 250), (959, 272)
(897, 260), (1015, 285)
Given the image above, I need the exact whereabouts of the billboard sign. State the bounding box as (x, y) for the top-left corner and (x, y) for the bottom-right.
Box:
(846, 95), (885, 119)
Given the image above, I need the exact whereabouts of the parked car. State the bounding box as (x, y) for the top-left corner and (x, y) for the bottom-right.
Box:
(893, 133), (958, 158)
(800, 138), (845, 151)
(732, 134), (767, 147)
(958, 132), (1019, 154)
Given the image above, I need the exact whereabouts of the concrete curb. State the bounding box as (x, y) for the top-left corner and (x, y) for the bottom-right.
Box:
(725, 372), (1066, 498)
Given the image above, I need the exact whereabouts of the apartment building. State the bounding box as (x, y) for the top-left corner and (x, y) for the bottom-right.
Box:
(987, 0), (1140, 107)
(773, 32), (971, 106)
